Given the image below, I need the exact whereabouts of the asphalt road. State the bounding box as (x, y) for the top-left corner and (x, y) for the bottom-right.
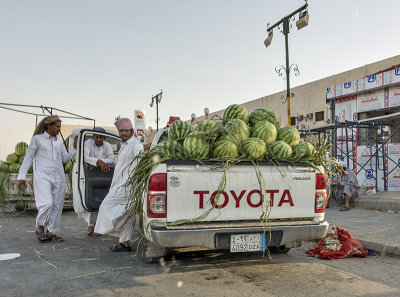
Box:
(1, 210), (399, 297)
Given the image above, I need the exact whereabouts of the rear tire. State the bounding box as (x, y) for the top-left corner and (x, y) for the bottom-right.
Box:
(141, 240), (167, 263)
(270, 245), (291, 254)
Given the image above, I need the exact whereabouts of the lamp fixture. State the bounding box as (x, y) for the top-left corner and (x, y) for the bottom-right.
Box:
(296, 10), (309, 30)
(264, 30), (273, 48)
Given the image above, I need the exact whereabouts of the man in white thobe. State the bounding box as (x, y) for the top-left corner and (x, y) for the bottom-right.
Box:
(330, 160), (360, 211)
(95, 118), (143, 252)
(18, 115), (76, 242)
(79, 127), (115, 236)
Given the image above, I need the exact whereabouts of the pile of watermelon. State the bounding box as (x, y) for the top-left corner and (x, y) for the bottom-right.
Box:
(156, 104), (316, 162)
(0, 142), (75, 174)
(0, 142), (30, 174)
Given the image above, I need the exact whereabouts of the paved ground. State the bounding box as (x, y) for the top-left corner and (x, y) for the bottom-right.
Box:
(1, 209), (400, 297)
(325, 206), (400, 257)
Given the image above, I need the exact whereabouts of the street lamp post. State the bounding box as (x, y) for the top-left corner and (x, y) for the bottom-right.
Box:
(150, 90), (163, 131)
(264, 2), (309, 126)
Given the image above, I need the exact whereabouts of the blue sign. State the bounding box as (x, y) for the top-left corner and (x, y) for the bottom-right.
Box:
(395, 68), (400, 76)
(327, 87), (330, 93)
(344, 82), (352, 89)
(353, 113), (357, 121)
(365, 169), (374, 179)
(368, 75), (376, 83)
(338, 156), (344, 161)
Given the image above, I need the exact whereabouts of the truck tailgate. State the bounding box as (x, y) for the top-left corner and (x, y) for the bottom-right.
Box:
(166, 163), (316, 223)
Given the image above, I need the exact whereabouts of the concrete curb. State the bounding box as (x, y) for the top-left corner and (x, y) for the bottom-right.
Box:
(357, 238), (400, 258)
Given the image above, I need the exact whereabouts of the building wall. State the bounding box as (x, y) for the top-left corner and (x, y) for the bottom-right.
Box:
(195, 55), (400, 128)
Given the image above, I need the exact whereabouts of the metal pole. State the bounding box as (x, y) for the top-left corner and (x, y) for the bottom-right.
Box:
(156, 98), (159, 131)
(283, 17), (291, 126)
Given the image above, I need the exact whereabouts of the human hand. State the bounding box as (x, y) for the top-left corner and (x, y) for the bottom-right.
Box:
(18, 180), (27, 190)
(73, 138), (78, 149)
(89, 165), (96, 171)
(97, 160), (109, 172)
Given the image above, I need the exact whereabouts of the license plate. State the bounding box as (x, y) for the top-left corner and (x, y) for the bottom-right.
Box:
(230, 233), (265, 252)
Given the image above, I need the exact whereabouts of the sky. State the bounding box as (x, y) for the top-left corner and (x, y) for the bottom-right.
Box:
(1, 0), (400, 160)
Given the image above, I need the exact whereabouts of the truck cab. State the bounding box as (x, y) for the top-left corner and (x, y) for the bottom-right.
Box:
(71, 129), (121, 214)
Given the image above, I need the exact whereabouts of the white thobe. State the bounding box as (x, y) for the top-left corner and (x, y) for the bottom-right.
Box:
(79, 139), (115, 226)
(17, 131), (76, 233)
(94, 136), (143, 242)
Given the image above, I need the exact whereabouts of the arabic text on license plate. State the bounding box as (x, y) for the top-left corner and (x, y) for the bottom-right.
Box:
(230, 233), (265, 252)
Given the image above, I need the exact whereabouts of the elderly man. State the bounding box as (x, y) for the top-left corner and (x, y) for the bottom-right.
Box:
(94, 118), (143, 252)
(18, 115), (76, 242)
(79, 127), (115, 236)
(330, 160), (360, 211)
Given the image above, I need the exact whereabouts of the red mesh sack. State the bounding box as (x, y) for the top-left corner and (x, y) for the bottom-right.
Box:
(306, 226), (368, 260)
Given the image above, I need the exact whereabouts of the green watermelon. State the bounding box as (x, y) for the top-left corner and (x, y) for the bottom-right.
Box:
(222, 104), (249, 124)
(15, 142), (28, 156)
(195, 119), (220, 141)
(158, 140), (184, 159)
(18, 156), (24, 164)
(183, 131), (211, 159)
(277, 126), (300, 147)
(249, 108), (281, 130)
(292, 142), (315, 159)
(224, 119), (250, 144)
(242, 138), (266, 159)
(9, 163), (21, 174)
(28, 166), (33, 174)
(268, 141), (292, 160)
(168, 120), (193, 141)
(212, 137), (239, 159)
(251, 120), (277, 145)
(0, 161), (9, 173)
(6, 153), (19, 164)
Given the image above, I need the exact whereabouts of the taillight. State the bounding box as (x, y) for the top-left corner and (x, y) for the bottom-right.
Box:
(315, 193), (327, 213)
(147, 173), (167, 218)
(315, 173), (327, 213)
(316, 174), (326, 190)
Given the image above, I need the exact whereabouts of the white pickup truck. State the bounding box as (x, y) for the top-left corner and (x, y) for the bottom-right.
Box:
(72, 128), (329, 263)
(140, 128), (329, 262)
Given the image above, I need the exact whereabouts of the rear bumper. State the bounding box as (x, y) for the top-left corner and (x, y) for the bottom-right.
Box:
(149, 221), (329, 249)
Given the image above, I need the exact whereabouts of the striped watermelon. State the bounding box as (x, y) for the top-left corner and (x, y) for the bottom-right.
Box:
(212, 137), (239, 159)
(222, 104), (249, 124)
(158, 140), (184, 159)
(18, 156), (24, 164)
(292, 142), (315, 159)
(6, 153), (19, 164)
(242, 138), (266, 159)
(0, 161), (9, 173)
(224, 119), (250, 144)
(251, 120), (277, 145)
(9, 163), (21, 174)
(183, 131), (211, 159)
(168, 120), (193, 141)
(195, 119), (220, 142)
(277, 126), (300, 147)
(249, 108), (281, 130)
(28, 166), (33, 174)
(268, 141), (292, 160)
(15, 142), (28, 156)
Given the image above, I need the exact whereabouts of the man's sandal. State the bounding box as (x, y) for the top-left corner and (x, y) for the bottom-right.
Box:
(110, 243), (132, 252)
(48, 234), (64, 242)
(339, 206), (350, 211)
(35, 230), (49, 243)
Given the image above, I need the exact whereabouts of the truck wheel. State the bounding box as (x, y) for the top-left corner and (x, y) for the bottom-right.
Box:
(141, 240), (167, 264)
(270, 245), (291, 254)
